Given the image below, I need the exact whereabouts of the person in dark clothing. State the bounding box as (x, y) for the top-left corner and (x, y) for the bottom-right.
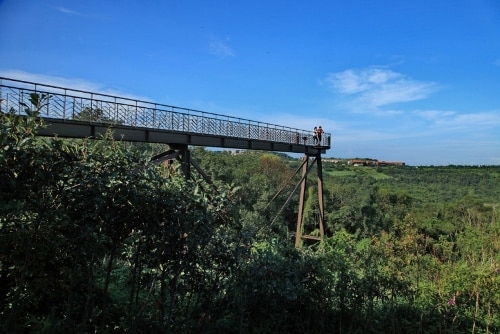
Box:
(316, 126), (323, 145)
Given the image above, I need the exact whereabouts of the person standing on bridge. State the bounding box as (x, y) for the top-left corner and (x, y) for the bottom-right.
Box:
(316, 126), (324, 146)
(313, 127), (318, 145)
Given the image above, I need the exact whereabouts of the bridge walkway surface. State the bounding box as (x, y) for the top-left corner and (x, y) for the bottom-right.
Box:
(0, 77), (331, 154)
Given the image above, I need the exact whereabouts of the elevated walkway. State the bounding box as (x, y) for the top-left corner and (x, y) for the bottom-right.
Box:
(0, 77), (331, 154)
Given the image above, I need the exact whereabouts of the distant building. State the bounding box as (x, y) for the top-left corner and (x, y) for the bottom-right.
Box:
(323, 158), (343, 163)
(222, 149), (246, 155)
(376, 160), (405, 166)
(348, 159), (405, 166)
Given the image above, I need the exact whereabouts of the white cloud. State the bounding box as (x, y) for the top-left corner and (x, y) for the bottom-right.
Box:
(0, 70), (151, 102)
(415, 109), (500, 130)
(52, 6), (104, 21)
(209, 38), (235, 58)
(53, 6), (89, 18)
(2, 70), (97, 90)
(324, 67), (437, 110)
(444, 111), (500, 128)
(415, 109), (456, 120)
(54, 6), (80, 15)
(326, 68), (401, 94)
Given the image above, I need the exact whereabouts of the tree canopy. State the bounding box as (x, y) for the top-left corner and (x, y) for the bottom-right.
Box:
(1, 96), (499, 332)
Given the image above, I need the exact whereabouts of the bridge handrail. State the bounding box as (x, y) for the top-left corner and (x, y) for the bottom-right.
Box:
(0, 77), (331, 147)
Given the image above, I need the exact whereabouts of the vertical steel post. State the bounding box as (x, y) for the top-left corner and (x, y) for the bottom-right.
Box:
(180, 147), (191, 179)
(295, 155), (309, 248)
(295, 152), (325, 248)
(317, 154), (325, 240)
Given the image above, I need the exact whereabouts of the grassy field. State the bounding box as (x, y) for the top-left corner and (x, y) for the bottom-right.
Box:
(325, 166), (392, 179)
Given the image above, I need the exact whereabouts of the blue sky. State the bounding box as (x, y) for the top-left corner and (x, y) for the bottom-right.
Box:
(1, 0), (499, 165)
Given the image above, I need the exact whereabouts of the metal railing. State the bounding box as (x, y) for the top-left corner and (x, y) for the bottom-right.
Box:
(0, 77), (331, 147)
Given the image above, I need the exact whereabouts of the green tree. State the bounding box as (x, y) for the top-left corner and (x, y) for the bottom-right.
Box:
(73, 106), (120, 124)
(0, 98), (248, 332)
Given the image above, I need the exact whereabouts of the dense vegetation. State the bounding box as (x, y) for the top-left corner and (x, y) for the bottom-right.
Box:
(1, 97), (499, 333)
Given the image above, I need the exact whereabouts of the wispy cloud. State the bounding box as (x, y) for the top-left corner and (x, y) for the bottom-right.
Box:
(415, 109), (500, 128)
(208, 38), (235, 58)
(1, 70), (99, 90)
(324, 67), (437, 111)
(439, 111), (500, 129)
(0, 70), (151, 102)
(52, 6), (104, 20)
(325, 68), (400, 94)
(414, 109), (456, 122)
(53, 6), (87, 17)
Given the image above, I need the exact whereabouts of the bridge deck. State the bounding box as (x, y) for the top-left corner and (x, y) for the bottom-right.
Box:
(0, 77), (330, 154)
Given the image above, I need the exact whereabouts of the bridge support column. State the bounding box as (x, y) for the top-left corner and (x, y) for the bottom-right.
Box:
(295, 153), (325, 248)
(179, 147), (191, 179)
(151, 145), (213, 184)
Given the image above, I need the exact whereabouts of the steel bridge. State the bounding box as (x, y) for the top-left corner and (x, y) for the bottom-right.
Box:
(0, 77), (328, 246)
(0, 77), (330, 153)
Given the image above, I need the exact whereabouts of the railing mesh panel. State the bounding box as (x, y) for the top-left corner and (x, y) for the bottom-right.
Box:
(0, 77), (330, 147)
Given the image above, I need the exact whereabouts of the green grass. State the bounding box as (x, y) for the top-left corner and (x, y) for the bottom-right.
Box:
(326, 167), (392, 179)
(327, 170), (357, 177)
(358, 167), (393, 179)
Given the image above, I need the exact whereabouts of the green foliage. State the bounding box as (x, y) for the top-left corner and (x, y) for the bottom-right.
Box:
(195, 152), (500, 333)
(222, 239), (327, 333)
(1, 104), (499, 333)
(73, 106), (120, 124)
(0, 104), (248, 332)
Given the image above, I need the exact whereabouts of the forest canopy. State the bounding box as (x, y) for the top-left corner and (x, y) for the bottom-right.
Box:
(1, 97), (499, 333)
